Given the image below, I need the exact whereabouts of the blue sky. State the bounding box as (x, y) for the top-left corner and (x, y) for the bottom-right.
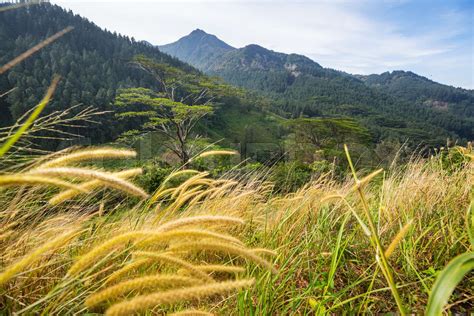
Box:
(52, 0), (473, 89)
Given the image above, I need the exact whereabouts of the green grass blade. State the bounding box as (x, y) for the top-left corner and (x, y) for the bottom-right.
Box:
(467, 203), (474, 248)
(425, 252), (474, 315)
(0, 76), (59, 158)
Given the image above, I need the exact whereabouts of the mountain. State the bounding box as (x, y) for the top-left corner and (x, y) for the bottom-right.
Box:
(0, 4), (281, 152)
(358, 71), (473, 117)
(160, 30), (474, 145)
(159, 29), (235, 70)
(0, 3), (197, 144)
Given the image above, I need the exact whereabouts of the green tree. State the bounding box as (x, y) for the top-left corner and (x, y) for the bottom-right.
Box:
(115, 57), (218, 165)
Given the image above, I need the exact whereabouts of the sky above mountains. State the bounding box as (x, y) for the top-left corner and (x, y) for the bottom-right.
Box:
(52, 0), (473, 89)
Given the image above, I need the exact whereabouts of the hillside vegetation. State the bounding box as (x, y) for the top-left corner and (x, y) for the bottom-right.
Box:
(0, 2), (473, 315)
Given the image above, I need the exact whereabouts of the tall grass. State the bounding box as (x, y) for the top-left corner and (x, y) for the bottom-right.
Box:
(0, 146), (472, 314)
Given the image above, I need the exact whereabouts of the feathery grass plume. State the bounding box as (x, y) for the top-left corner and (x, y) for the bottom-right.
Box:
(0, 76), (60, 157)
(171, 185), (204, 202)
(168, 310), (214, 316)
(171, 173), (211, 199)
(104, 258), (153, 286)
(151, 187), (176, 204)
(0, 27), (74, 75)
(167, 186), (205, 214)
(105, 279), (255, 316)
(208, 181), (239, 199)
(135, 229), (244, 249)
(160, 169), (200, 188)
(69, 227), (246, 276)
(0, 175), (88, 192)
(252, 248), (278, 257)
(68, 231), (143, 276)
(0, 230), (14, 243)
(195, 150), (238, 159)
(168, 241), (278, 274)
(85, 275), (202, 308)
(192, 265), (246, 274)
(49, 168), (143, 205)
(37, 147), (137, 169)
(187, 187), (219, 206)
(28, 167), (148, 199)
(384, 219), (414, 258)
(155, 215), (245, 232)
(133, 251), (214, 282)
(150, 170), (201, 203)
(0, 229), (79, 286)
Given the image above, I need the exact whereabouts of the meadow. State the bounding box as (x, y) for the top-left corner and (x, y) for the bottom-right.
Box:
(0, 143), (472, 315)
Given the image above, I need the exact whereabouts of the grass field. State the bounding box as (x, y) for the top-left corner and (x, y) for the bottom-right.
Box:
(0, 146), (472, 315)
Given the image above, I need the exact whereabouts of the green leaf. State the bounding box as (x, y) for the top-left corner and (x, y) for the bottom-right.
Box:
(426, 252), (474, 315)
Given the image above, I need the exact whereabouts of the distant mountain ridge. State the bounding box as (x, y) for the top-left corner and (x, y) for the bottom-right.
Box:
(358, 71), (473, 117)
(159, 29), (473, 144)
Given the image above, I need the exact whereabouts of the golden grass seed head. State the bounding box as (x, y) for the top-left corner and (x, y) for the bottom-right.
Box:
(135, 229), (244, 249)
(68, 232), (141, 276)
(0, 229), (80, 286)
(28, 167), (148, 199)
(194, 265), (246, 274)
(37, 147), (137, 169)
(0, 175), (89, 192)
(168, 241), (278, 274)
(49, 168), (143, 205)
(156, 215), (245, 233)
(159, 169), (200, 189)
(196, 150), (238, 159)
(104, 258), (153, 286)
(86, 274), (203, 308)
(133, 251), (214, 282)
(384, 219), (414, 258)
(104, 279), (255, 316)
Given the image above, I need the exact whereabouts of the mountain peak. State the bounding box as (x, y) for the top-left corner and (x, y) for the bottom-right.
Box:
(190, 28), (207, 35)
(159, 29), (235, 70)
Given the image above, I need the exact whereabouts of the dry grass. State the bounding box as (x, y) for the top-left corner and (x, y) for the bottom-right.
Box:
(0, 146), (472, 315)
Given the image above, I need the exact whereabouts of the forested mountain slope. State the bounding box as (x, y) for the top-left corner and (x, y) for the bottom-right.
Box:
(358, 71), (474, 118)
(0, 3), (278, 149)
(160, 30), (474, 146)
